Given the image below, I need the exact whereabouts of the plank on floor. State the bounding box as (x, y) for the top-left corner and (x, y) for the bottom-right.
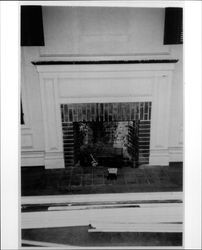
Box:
(88, 223), (183, 233)
(22, 203), (183, 229)
(21, 191), (183, 205)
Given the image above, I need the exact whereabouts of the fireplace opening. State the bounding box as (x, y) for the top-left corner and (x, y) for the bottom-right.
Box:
(61, 102), (151, 169)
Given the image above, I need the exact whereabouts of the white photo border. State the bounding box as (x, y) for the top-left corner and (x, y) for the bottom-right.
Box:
(0, 1), (201, 249)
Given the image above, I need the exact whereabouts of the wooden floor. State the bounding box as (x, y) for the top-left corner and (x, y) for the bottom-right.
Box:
(21, 192), (183, 247)
(21, 163), (183, 247)
(22, 228), (182, 247)
(21, 163), (182, 196)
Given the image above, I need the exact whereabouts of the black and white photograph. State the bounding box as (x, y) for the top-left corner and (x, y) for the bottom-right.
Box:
(1, 1), (202, 249)
(20, 3), (184, 248)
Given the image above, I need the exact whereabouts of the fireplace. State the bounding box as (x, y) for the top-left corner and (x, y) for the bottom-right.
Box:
(61, 102), (151, 168)
(35, 61), (176, 169)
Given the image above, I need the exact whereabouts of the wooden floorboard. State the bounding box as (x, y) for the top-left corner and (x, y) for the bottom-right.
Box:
(22, 202), (183, 229)
(21, 191), (182, 205)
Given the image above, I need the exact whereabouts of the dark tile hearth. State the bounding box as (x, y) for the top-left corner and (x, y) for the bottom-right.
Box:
(21, 163), (182, 196)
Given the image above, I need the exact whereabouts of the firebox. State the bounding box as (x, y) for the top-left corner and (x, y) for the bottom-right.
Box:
(61, 102), (151, 168)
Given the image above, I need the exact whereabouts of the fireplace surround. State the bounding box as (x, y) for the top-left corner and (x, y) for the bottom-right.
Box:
(35, 61), (177, 169)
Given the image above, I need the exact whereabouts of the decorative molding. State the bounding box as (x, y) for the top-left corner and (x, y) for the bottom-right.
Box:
(150, 74), (172, 149)
(21, 127), (34, 149)
(21, 48), (32, 129)
(21, 151), (45, 166)
(32, 59), (178, 66)
(149, 149), (170, 166)
(169, 147), (183, 162)
(39, 52), (172, 58)
(58, 76), (153, 100)
(149, 72), (173, 165)
(178, 123), (183, 145)
(39, 76), (65, 169)
(43, 79), (59, 150)
(21, 134), (33, 149)
(35, 63), (176, 74)
(21, 127), (32, 132)
(59, 96), (152, 105)
(44, 152), (65, 169)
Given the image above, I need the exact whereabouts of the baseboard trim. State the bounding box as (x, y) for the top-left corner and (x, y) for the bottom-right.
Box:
(169, 147), (183, 162)
(21, 151), (45, 166)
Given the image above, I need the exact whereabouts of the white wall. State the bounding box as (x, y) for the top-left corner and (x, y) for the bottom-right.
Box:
(21, 7), (183, 166)
(40, 7), (169, 57)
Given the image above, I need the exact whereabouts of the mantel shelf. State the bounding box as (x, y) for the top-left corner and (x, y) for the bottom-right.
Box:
(32, 59), (178, 66)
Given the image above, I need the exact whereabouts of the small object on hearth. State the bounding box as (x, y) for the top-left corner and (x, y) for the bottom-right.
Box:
(88, 224), (96, 229)
(90, 154), (98, 167)
(107, 168), (118, 180)
(74, 160), (80, 167)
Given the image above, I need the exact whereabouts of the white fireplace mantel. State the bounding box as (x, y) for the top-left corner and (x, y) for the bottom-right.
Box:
(36, 62), (176, 169)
